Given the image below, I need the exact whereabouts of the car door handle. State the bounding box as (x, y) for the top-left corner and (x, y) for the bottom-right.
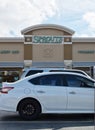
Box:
(69, 91), (76, 94)
(37, 90), (45, 93)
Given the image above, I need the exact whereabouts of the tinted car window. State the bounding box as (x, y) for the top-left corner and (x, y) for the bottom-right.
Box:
(29, 74), (65, 86)
(26, 70), (43, 77)
(65, 75), (81, 87)
(76, 76), (94, 88)
(66, 74), (94, 88)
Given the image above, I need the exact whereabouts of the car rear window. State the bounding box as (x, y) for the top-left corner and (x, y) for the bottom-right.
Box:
(25, 70), (43, 77)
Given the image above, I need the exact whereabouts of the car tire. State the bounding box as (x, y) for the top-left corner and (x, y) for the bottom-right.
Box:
(18, 99), (41, 120)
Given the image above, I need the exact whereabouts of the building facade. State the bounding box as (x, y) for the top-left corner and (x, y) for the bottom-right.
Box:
(0, 24), (95, 83)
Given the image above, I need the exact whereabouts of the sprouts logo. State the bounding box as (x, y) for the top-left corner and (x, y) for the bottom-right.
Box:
(33, 36), (63, 43)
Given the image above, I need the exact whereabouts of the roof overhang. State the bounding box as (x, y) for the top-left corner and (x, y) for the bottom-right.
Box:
(32, 61), (65, 68)
(72, 37), (95, 42)
(73, 62), (95, 67)
(0, 62), (24, 68)
(21, 24), (75, 35)
(0, 37), (24, 43)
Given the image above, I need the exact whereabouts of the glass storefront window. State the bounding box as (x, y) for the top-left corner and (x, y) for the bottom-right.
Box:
(0, 71), (19, 85)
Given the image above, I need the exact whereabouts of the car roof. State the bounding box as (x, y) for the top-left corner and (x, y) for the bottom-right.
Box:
(22, 67), (65, 71)
(22, 68), (88, 75)
(22, 67), (87, 73)
(21, 67), (91, 78)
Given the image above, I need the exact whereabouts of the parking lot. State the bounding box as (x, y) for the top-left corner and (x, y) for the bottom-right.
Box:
(0, 111), (94, 130)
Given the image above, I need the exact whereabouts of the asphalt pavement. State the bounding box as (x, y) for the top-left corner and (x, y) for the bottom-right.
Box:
(0, 111), (95, 130)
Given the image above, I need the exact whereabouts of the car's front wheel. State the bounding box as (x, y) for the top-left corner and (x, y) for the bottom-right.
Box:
(18, 99), (41, 120)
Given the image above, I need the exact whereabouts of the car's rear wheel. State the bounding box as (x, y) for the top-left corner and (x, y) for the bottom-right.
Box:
(18, 99), (41, 120)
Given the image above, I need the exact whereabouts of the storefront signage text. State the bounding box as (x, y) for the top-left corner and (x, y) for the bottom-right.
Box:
(33, 36), (63, 43)
(0, 50), (20, 54)
(78, 50), (95, 54)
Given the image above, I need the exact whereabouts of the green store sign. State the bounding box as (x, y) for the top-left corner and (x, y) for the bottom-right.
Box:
(78, 50), (95, 54)
(0, 50), (20, 54)
(33, 36), (63, 43)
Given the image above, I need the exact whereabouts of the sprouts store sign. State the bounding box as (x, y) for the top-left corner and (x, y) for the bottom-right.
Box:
(32, 36), (63, 43)
(78, 50), (95, 54)
(0, 50), (20, 54)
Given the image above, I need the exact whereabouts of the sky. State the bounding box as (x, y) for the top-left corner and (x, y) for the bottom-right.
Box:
(0, 0), (95, 37)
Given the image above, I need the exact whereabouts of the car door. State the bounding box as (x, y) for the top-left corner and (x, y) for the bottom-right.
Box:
(66, 74), (95, 112)
(29, 74), (67, 111)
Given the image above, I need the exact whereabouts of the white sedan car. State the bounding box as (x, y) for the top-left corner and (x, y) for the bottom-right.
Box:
(0, 72), (95, 120)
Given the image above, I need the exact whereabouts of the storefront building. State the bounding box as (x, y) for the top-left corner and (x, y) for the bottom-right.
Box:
(0, 38), (24, 83)
(0, 24), (95, 83)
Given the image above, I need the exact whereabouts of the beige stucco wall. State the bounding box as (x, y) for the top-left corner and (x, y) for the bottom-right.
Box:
(24, 27), (72, 62)
(32, 44), (64, 62)
(32, 29), (63, 35)
(72, 43), (95, 62)
(0, 42), (24, 62)
(25, 28), (71, 36)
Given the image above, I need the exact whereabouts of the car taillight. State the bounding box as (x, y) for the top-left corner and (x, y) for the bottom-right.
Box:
(1, 87), (14, 94)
